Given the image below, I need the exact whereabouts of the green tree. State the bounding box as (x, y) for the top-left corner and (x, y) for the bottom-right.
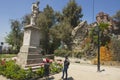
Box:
(50, 22), (72, 49)
(36, 13), (49, 54)
(62, 0), (83, 27)
(113, 10), (120, 34)
(36, 5), (56, 54)
(112, 39), (120, 61)
(5, 20), (23, 53)
(51, 0), (83, 50)
(22, 14), (31, 26)
(43, 4), (55, 28)
(91, 22), (110, 46)
(113, 10), (120, 22)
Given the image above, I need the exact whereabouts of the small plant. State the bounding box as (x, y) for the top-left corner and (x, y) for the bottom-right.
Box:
(98, 22), (109, 31)
(36, 66), (44, 77)
(50, 62), (63, 74)
(26, 67), (36, 79)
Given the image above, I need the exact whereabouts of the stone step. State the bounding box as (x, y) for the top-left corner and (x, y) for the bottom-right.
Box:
(25, 65), (41, 69)
(24, 65), (41, 71)
(27, 54), (43, 59)
(28, 47), (37, 52)
(27, 58), (43, 64)
(25, 63), (43, 67)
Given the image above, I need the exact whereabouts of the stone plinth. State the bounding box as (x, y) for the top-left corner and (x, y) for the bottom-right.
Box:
(17, 25), (43, 68)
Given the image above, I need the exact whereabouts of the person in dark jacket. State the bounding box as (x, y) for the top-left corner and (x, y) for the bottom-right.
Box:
(44, 58), (50, 80)
(61, 56), (70, 80)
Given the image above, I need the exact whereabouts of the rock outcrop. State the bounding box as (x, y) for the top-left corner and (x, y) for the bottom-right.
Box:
(71, 21), (88, 52)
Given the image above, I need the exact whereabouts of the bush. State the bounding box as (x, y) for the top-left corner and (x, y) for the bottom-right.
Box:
(35, 67), (44, 77)
(3, 60), (25, 79)
(0, 60), (63, 80)
(74, 52), (83, 58)
(54, 49), (72, 57)
(50, 62), (63, 74)
(112, 39), (120, 61)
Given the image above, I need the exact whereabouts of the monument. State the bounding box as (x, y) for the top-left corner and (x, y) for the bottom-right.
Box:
(17, 0), (43, 68)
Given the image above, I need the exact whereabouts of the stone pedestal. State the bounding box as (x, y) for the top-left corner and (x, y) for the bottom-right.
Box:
(17, 25), (43, 68)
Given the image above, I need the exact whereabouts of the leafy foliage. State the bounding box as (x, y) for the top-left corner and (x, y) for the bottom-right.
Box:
(0, 59), (63, 80)
(112, 39), (120, 61)
(22, 14), (31, 26)
(5, 20), (23, 53)
(0, 60), (27, 80)
(43, 4), (56, 28)
(113, 10), (120, 34)
(113, 10), (120, 22)
(52, 0), (83, 49)
(98, 22), (109, 31)
(90, 22), (110, 46)
(50, 22), (72, 49)
(36, 67), (44, 77)
(50, 62), (63, 74)
(62, 0), (83, 27)
(36, 13), (51, 54)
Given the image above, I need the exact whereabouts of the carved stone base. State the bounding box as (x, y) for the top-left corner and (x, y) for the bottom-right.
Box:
(17, 45), (43, 68)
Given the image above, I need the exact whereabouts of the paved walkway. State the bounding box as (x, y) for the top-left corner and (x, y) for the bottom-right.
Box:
(1, 63), (120, 80)
(45, 63), (120, 80)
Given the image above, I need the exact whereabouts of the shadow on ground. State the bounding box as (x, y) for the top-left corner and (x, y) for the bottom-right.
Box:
(63, 77), (74, 80)
(37, 76), (74, 80)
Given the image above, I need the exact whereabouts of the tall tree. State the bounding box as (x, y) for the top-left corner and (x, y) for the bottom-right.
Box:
(62, 0), (83, 27)
(36, 5), (57, 54)
(113, 10), (120, 32)
(22, 14), (31, 26)
(36, 13), (49, 54)
(5, 20), (23, 53)
(52, 0), (83, 49)
(50, 22), (72, 49)
(113, 10), (120, 22)
(43, 4), (55, 28)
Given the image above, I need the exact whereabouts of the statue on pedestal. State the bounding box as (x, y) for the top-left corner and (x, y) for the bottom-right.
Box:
(30, 0), (40, 25)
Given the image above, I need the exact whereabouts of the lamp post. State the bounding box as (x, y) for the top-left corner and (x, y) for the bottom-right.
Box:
(95, 24), (100, 72)
(97, 26), (100, 72)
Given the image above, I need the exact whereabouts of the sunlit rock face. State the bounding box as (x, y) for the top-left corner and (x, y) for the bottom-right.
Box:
(71, 21), (88, 52)
(71, 12), (120, 56)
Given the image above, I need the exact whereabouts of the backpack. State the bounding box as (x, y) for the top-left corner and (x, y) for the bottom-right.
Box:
(64, 59), (70, 67)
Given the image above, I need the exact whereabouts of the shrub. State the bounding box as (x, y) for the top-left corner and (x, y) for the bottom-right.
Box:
(54, 49), (72, 57)
(50, 62), (63, 74)
(35, 67), (44, 77)
(3, 60), (21, 79)
(74, 52), (83, 58)
(0, 59), (63, 80)
(14, 69), (27, 80)
(112, 39), (120, 61)
(26, 68), (37, 79)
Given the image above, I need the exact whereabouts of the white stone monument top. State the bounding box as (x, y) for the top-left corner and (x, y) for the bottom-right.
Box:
(30, 0), (40, 26)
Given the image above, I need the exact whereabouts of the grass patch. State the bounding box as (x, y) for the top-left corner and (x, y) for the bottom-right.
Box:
(0, 54), (17, 59)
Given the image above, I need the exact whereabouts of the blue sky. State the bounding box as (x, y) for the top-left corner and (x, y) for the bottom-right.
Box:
(0, 0), (120, 43)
